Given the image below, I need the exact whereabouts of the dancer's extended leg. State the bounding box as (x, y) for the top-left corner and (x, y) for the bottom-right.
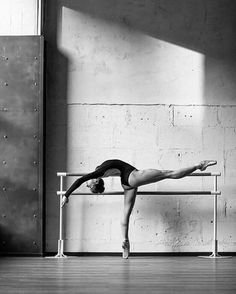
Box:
(164, 160), (217, 178)
(129, 160), (217, 187)
(121, 187), (137, 259)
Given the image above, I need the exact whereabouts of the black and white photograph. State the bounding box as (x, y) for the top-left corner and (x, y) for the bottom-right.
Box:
(0, 1), (236, 293)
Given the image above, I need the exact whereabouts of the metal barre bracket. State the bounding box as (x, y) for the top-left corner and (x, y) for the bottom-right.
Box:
(57, 172), (67, 177)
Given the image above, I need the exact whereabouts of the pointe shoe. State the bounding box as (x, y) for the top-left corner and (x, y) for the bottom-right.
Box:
(199, 160), (217, 171)
(122, 240), (130, 259)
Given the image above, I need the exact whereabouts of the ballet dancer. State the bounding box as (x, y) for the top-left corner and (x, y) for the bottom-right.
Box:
(61, 159), (217, 258)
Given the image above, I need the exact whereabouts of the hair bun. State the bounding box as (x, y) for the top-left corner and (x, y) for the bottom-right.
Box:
(91, 178), (105, 194)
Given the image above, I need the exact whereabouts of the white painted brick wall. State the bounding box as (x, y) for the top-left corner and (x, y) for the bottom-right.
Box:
(225, 128), (236, 150)
(46, 2), (236, 253)
(158, 126), (202, 150)
(54, 104), (236, 253)
(218, 107), (236, 127)
(174, 106), (218, 127)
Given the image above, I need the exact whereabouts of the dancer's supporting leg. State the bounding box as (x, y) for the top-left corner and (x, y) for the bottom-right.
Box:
(121, 187), (137, 259)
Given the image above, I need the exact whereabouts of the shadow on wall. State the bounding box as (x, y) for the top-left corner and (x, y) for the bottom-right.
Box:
(44, 2), (69, 250)
(60, 0), (236, 104)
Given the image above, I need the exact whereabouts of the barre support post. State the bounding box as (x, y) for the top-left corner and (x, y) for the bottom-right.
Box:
(210, 175), (220, 257)
(199, 174), (231, 259)
(54, 175), (67, 258)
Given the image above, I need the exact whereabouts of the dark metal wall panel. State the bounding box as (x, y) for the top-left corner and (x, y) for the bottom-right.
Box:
(0, 36), (43, 254)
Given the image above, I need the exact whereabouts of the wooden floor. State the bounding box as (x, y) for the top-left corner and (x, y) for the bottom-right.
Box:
(0, 256), (235, 293)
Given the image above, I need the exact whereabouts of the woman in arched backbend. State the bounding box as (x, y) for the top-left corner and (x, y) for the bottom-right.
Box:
(61, 159), (216, 258)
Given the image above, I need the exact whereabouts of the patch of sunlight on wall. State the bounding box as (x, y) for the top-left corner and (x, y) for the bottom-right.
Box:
(58, 6), (205, 107)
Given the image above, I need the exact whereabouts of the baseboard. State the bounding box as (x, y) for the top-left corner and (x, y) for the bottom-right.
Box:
(44, 251), (236, 257)
(1, 251), (235, 257)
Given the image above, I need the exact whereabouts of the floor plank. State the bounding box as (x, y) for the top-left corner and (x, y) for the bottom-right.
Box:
(0, 256), (235, 293)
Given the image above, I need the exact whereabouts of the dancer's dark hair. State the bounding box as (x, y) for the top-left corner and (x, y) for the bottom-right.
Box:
(90, 178), (105, 193)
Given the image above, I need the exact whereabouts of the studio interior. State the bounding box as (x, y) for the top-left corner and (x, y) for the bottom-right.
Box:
(0, 1), (235, 293)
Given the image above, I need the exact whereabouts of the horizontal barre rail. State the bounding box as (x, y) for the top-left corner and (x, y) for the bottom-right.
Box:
(57, 190), (221, 196)
(57, 172), (221, 177)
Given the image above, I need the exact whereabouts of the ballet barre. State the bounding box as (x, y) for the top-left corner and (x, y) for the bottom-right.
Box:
(54, 171), (227, 259)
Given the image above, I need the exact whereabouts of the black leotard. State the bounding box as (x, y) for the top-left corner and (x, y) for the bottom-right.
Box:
(64, 159), (137, 197)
